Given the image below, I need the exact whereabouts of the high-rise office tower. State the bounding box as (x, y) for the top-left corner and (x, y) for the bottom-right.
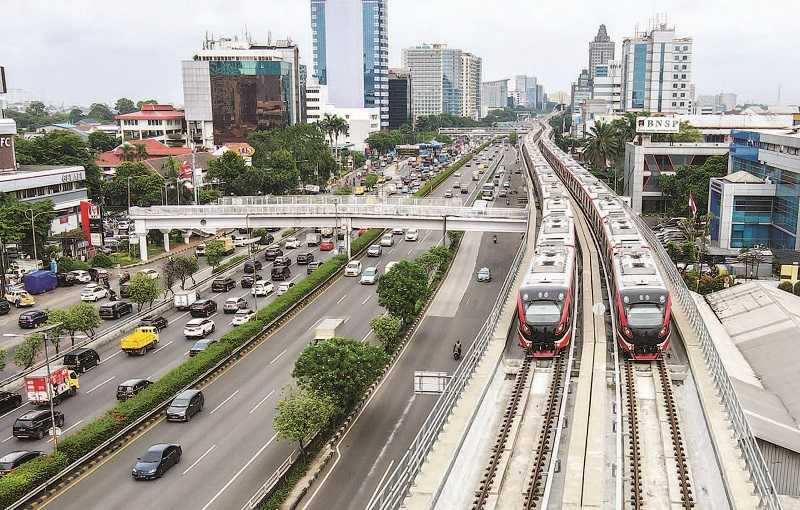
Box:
(514, 75), (538, 107)
(481, 79), (509, 118)
(588, 24), (615, 79)
(387, 68), (412, 128)
(460, 52), (482, 120)
(310, 0), (389, 128)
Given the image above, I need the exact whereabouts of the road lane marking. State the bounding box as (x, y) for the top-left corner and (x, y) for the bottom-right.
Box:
(183, 350), (190, 356)
(182, 444), (217, 475)
(0, 402), (29, 420)
(48, 419), (84, 442)
(86, 376), (116, 394)
(270, 349), (287, 365)
(1, 436), (13, 443)
(407, 248), (414, 255)
(364, 459), (396, 510)
(209, 390), (239, 415)
(336, 294), (347, 305)
(152, 340), (174, 354)
(100, 350), (123, 363)
(360, 329), (372, 343)
(361, 295), (371, 305)
(199, 433), (278, 510)
(249, 390), (276, 415)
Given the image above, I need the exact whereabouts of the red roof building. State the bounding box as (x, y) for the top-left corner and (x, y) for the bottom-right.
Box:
(96, 139), (192, 175)
(115, 104), (186, 146)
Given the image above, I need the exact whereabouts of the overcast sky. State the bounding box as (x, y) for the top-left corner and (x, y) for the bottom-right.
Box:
(3, 0), (797, 107)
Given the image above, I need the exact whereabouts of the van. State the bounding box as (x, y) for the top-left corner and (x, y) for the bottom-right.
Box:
(13, 409), (65, 439)
(63, 348), (100, 373)
(116, 379), (152, 401)
(166, 389), (204, 422)
(271, 266), (291, 281)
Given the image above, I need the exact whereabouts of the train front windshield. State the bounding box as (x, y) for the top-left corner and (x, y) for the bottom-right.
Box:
(626, 303), (664, 328)
(525, 300), (562, 326)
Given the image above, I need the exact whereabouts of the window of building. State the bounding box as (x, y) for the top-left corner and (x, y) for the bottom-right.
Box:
(680, 102), (685, 106)
(673, 74), (679, 79)
(672, 102), (677, 106)
(682, 55), (688, 60)
(673, 93), (677, 98)
(680, 93), (685, 98)
(681, 74), (687, 79)
(681, 83), (686, 88)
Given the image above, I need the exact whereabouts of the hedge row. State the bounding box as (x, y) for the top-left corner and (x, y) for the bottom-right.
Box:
(212, 254), (248, 274)
(416, 140), (493, 198)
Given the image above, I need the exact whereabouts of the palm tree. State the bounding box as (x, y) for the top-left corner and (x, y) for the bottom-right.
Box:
(120, 143), (137, 162)
(583, 122), (621, 185)
(135, 143), (149, 161)
(318, 114), (336, 148)
(332, 116), (349, 155)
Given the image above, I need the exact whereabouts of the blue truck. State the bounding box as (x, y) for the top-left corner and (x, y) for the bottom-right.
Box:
(23, 270), (58, 295)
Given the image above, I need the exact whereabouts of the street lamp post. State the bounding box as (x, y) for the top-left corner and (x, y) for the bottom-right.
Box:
(246, 214), (258, 311)
(24, 209), (48, 263)
(127, 177), (132, 216)
(37, 323), (62, 451)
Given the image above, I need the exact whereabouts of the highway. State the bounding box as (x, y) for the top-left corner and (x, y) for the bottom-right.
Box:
(300, 145), (526, 510)
(34, 147), (501, 510)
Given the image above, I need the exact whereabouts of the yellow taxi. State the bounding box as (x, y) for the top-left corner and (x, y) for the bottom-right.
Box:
(5, 289), (35, 308)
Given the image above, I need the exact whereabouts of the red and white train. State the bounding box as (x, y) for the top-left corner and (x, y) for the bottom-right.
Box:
(536, 125), (672, 360)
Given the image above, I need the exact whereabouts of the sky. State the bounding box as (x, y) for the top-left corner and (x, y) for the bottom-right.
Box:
(2, 0), (798, 108)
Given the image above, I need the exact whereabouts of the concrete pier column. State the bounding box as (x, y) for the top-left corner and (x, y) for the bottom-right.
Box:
(139, 233), (149, 262)
(161, 229), (171, 253)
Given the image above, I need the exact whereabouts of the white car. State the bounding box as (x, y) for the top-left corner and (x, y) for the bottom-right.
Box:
(384, 261), (398, 274)
(184, 318), (215, 338)
(69, 270), (91, 283)
(232, 234), (250, 247)
(367, 244), (382, 257)
(251, 280), (274, 297)
(360, 266), (379, 285)
(116, 221), (129, 231)
(195, 244), (206, 256)
(405, 229), (419, 241)
(276, 282), (295, 296)
(231, 309), (255, 326)
(80, 284), (108, 302)
(392, 228), (404, 236)
(380, 234), (394, 247)
(453, 172), (461, 177)
(344, 260), (362, 276)
(139, 268), (159, 280)
(444, 191), (453, 198)
(284, 237), (300, 249)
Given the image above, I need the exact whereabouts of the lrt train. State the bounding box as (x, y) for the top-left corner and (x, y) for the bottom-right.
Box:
(537, 126), (672, 360)
(516, 130), (577, 357)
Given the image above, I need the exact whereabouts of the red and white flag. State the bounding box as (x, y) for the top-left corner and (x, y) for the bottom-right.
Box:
(688, 191), (698, 217)
(179, 161), (193, 181)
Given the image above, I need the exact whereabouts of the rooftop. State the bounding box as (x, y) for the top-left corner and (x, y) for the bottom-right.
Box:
(114, 104), (184, 121)
(721, 170), (766, 184)
(96, 139), (191, 168)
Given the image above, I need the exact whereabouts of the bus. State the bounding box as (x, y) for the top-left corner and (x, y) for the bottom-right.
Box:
(481, 183), (495, 201)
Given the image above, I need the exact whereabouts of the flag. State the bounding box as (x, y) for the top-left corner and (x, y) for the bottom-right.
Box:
(179, 161), (193, 181)
(688, 192), (698, 217)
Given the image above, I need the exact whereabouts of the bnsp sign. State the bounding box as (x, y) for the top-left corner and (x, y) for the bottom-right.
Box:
(636, 117), (681, 134)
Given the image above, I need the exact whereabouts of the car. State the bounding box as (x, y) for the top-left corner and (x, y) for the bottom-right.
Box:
(344, 260), (362, 276)
(271, 266), (291, 281)
(189, 338), (218, 356)
(453, 172), (461, 177)
(498, 189), (507, 198)
(68, 270), (91, 283)
(0, 391), (22, 414)
(296, 252), (315, 265)
(211, 277), (236, 292)
(477, 267), (492, 282)
(264, 247), (283, 261)
(18, 310), (47, 329)
(258, 233), (275, 245)
(380, 234), (394, 247)
(252, 280), (274, 296)
(5, 289), (35, 308)
(405, 229), (419, 241)
(139, 268), (159, 280)
(284, 237), (300, 249)
(461, 187), (468, 194)
(319, 240), (335, 251)
(13, 409), (64, 440)
(195, 244), (206, 256)
(63, 348), (100, 373)
(367, 244), (382, 257)
(306, 261), (322, 275)
(139, 314), (168, 330)
(184, 318), (215, 338)
(88, 268), (110, 283)
(453, 182), (461, 189)
(166, 389), (204, 422)
(392, 228), (404, 236)
(0, 451), (43, 475)
(189, 299), (217, 318)
(240, 274), (261, 288)
(223, 296), (247, 313)
(99, 301), (133, 320)
(243, 260), (263, 274)
(55, 272), (76, 287)
(444, 191), (453, 198)
(385, 261), (398, 274)
(273, 256), (292, 268)
(232, 234), (250, 247)
(231, 309), (256, 326)
(116, 220), (130, 231)
(119, 282), (130, 298)
(80, 284), (108, 302)
(116, 379), (152, 401)
(0, 299), (10, 315)
(131, 443), (182, 480)
(276, 282), (295, 296)
(360, 266), (379, 285)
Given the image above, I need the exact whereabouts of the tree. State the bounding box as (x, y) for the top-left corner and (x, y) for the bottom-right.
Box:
(370, 315), (403, 353)
(273, 387), (336, 455)
(205, 240), (226, 268)
(583, 121), (622, 183)
(87, 103), (114, 122)
(88, 131), (119, 152)
(508, 131), (518, 146)
(136, 99), (158, 110)
(658, 155), (728, 217)
(794, 281), (800, 297)
(68, 108), (84, 124)
(101, 162), (164, 207)
(364, 174), (379, 191)
(127, 274), (161, 311)
(652, 121), (703, 143)
(14, 334), (43, 369)
(414, 113), (480, 131)
(0, 194), (56, 260)
(90, 252), (114, 268)
(376, 260), (429, 325)
(415, 245), (450, 281)
(292, 337), (388, 412)
(207, 151), (248, 196)
(114, 98), (137, 114)
(166, 255), (199, 290)
(366, 131), (396, 154)
(135, 143), (149, 161)
(70, 302), (101, 340)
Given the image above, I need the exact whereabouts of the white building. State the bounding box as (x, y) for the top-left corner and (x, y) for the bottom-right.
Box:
(620, 22), (694, 114)
(514, 75), (538, 107)
(305, 79), (379, 151)
(696, 93), (738, 114)
(588, 24), (615, 79)
(481, 79), (509, 118)
(591, 60), (622, 111)
(460, 53), (482, 120)
(115, 104), (185, 145)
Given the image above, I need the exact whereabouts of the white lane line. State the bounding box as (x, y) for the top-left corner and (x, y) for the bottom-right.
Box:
(100, 350), (124, 363)
(407, 249), (413, 255)
(0, 402), (29, 421)
(209, 390), (239, 415)
(199, 433), (278, 510)
(364, 459), (396, 510)
(1, 436), (13, 443)
(152, 340), (174, 354)
(270, 349), (287, 365)
(360, 329), (372, 343)
(86, 376), (116, 394)
(336, 294), (347, 305)
(183, 350), (190, 356)
(248, 390), (276, 415)
(173, 310), (191, 322)
(182, 444), (217, 475)
(361, 295), (371, 305)
(48, 419), (84, 442)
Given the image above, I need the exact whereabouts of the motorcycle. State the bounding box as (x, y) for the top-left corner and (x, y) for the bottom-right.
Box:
(493, 235), (497, 244)
(452, 349), (461, 361)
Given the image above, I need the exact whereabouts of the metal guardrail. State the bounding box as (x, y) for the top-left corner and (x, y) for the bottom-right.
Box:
(241, 450), (301, 510)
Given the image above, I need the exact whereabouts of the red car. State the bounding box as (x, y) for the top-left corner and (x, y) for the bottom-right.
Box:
(357, 229), (368, 237)
(320, 240), (335, 251)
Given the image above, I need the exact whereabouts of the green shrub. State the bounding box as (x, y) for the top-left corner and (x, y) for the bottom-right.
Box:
(90, 252), (114, 268)
(0, 451), (69, 508)
(212, 254), (247, 274)
(794, 281), (800, 296)
(778, 281), (794, 293)
(57, 257), (90, 273)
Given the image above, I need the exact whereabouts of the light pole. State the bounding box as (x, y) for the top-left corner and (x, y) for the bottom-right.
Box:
(127, 176), (132, 216)
(24, 209), (48, 263)
(38, 323), (62, 451)
(246, 214), (258, 312)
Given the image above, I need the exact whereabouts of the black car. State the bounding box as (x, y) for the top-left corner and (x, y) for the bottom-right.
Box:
(13, 410), (65, 440)
(273, 256), (292, 268)
(0, 299), (10, 316)
(63, 348), (100, 373)
(116, 379), (152, 401)
(461, 187), (468, 194)
(306, 261), (322, 275)
(296, 252), (315, 265)
(18, 310), (47, 329)
(99, 301), (133, 320)
(258, 233), (275, 245)
(55, 273), (76, 287)
(0, 451), (43, 475)
(189, 299), (217, 318)
(271, 266), (291, 281)
(243, 260), (262, 273)
(166, 389), (204, 422)
(211, 277), (236, 292)
(139, 315), (168, 330)
(265, 227), (281, 232)
(264, 247), (283, 261)
(0, 391), (22, 414)
(131, 443), (182, 480)
(119, 282), (130, 298)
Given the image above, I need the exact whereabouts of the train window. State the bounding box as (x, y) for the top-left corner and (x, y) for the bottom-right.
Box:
(627, 304), (664, 328)
(525, 301), (562, 325)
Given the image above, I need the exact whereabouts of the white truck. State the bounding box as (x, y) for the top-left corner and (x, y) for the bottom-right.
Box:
(174, 290), (199, 310)
(24, 366), (80, 405)
(305, 233), (321, 246)
(314, 318), (345, 344)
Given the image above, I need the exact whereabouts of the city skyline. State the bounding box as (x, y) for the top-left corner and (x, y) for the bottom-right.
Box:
(2, 0), (798, 107)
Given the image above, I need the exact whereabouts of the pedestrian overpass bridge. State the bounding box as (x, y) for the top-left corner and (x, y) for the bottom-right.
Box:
(129, 196), (529, 261)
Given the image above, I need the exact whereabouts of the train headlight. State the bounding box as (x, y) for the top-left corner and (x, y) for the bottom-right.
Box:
(658, 325), (669, 337)
(555, 322), (565, 335)
(622, 326), (633, 338)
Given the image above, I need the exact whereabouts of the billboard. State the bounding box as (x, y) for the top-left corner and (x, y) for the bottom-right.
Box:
(636, 117), (681, 134)
(210, 74), (288, 144)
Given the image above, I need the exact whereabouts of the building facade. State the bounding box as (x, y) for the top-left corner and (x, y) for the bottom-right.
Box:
(304, 79), (379, 151)
(115, 104), (186, 146)
(481, 79), (509, 118)
(696, 93), (738, 115)
(387, 68), (411, 128)
(570, 69), (592, 134)
(514, 75), (538, 108)
(591, 60), (622, 111)
(620, 23), (693, 114)
(460, 52), (482, 120)
(589, 24), (615, 79)
(311, 0), (389, 128)
(182, 37), (303, 149)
